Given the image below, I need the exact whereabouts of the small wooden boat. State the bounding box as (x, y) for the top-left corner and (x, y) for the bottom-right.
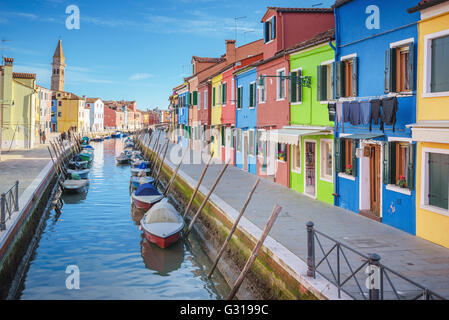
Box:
(111, 131), (122, 138)
(131, 183), (164, 211)
(62, 178), (89, 193)
(67, 168), (90, 179)
(116, 153), (130, 164)
(78, 152), (93, 162)
(140, 199), (184, 249)
(131, 160), (150, 168)
(69, 156), (89, 169)
(130, 176), (154, 188)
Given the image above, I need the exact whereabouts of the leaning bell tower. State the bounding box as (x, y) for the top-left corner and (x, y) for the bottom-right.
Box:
(51, 39), (65, 92)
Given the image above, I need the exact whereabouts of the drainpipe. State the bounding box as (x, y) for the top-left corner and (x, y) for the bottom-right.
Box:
(332, 7), (340, 207)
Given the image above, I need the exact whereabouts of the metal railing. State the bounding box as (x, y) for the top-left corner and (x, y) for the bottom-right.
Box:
(1, 181), (19, 230)
(306, 222), (446, 300)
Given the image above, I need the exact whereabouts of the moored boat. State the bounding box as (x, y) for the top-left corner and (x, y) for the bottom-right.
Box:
(67, 168), (90, 179)
(62, 174), (89, 193)
(130, 176), (154, 189)
(140, 199), (184, 249)
(131, 183), (164, 211)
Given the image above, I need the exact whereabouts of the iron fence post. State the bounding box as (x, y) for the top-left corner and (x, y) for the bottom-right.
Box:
(15, 181), (19, 211)
(1, 193), (6, 230)
(368, 253), (381, 300)
(306, 221), (315, 278)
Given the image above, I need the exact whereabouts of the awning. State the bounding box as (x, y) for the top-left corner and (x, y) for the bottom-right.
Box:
(260, 128), (332, 146)
(343, 133), (384, 140)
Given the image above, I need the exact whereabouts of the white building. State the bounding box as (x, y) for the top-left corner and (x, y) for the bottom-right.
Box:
(86, 98), (104, 132)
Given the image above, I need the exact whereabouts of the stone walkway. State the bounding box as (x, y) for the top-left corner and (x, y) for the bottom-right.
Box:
(147, 132), (449, 299)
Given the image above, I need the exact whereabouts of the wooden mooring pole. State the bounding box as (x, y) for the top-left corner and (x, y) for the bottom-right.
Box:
(184, 159), (230, 238)
(182, 151), (214, 219)
(154, 139), (169, 187)
(226, 204), (282, 300)
(207, 179), (261, 279)
(163, 146), (190, 197)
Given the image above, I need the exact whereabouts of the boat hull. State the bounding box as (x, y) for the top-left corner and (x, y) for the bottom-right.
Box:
(143, 229), (181, 249)
(133, 198), (157, 211)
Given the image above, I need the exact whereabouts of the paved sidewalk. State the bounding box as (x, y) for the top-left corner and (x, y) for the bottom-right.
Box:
(147, 133), (449, 299)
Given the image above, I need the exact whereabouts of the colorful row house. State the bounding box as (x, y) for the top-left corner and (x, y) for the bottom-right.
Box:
(407, 0), (449, 248)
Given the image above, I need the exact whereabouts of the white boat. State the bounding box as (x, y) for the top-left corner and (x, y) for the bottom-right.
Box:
(62, 179), (89, 193)
(140, 200), (184, 248)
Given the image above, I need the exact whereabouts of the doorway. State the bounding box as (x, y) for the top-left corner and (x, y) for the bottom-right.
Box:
(360, 143), (382, 220)
(305, 141), (316, 197)
(225, 127), (231, 163)
(369, 145), (381, 217)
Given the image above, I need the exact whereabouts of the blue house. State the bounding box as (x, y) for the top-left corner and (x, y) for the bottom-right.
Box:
(177, 88), (189, 149)
(234, 67), (258, 175)
(332, 0), (420, 234)
(51, 98), (58, 132)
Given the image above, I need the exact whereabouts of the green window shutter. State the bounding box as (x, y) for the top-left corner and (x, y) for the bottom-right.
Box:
(187, 93), (191, 106)
(222, 83), (227, 104)
(221, 126), (225, 146)
(431, 35), (449, 93)
(297, 70), (302, 102)
(240, 87), (243, 108)
(351, 140), (358, 177)
(383, 142), (396, 184)
(335, 138), (341, 174)
(407, 143), (415, 191)
(264, 22), (268, 43)
(236, 87), (240, 109)
(352, 57), (358, 97)
(408, 42), (415, 91)
(429, 153), (449, 209)
(335, 61), (345, 98)
(317, 65), (328, 101)
(193, 91), (198, 106)
(290, 72), (297, 103)
(212, 87), (216, 107)
(384, 49), (391, 93)
(249, 83), (254, 107)
(331, 62), (336, 99)
(253, 82), (257, 106)
(272, 16), (276, 40)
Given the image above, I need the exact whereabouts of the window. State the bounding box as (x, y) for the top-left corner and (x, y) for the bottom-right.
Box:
(383, 141), (415, 190)
(290, 69), (302, 103)
(248, 130), (255, 156)
(292, 144), (301, 172)
(58, 112), (62, 117)
(259, 76), (266, 103)
(334, 57), (358, 98)
(249, 82), (256, 108)
(204, 90), (208, 109)
(344, 139), (353, 174)
(317, 63), (333, 101)
(335, 138), (357, 177)
(277, 143), (287, 161)
(431, 35), (449, 93)
(263, 16), (276, 43)
(212, 87), (216, 107)
(218, 85), (222, 106)
(58, 101), (62, 106)
(222, 83), (227, 105)
(236, 129), (242, 152)
(385, 42), (414, 93)
(320, 140), (333, 181)
(193, 91), (198, 106)
(237, 86), (243, 109)
(277, 69), (286, 100)
(231, 79), (235, 105)
(427, 152), (449, 210)
(198, 92), (201, 110)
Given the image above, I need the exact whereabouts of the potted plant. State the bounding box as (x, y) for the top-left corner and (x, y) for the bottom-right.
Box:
(397, 175), (407, 188)
(278, 151), (285, 161)
(345, 164), (352, 175)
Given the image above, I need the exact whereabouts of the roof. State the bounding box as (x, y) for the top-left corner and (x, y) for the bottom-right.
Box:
(53, 39), (65, 60)
(192, 56), (223, 63)
(13, 72), (36, 79)
(332, 0), (354, 8)
(4, 57), (14, 64)
(262, 7), (333, 21)
(287, 28), (335, 53)
(86, 98), (101, 103)
(408, 0), (448, 13)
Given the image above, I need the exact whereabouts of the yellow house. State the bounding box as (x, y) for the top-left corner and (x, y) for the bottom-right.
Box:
(1, 57), (36, 150)
(211, 74), (223, 159)
(408, 1), (449, 248)
(55, 91), (86, 133)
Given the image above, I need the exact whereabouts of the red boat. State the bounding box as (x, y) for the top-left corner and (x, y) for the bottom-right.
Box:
(140, 200), (185, 249)
(131, 183), (164, 211)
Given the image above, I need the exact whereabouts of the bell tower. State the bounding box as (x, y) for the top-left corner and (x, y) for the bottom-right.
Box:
(51, 39), (65, 92)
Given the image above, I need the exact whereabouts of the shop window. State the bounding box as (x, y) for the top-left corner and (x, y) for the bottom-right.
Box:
(321, 140), (333, 181)
(277, 143), (287, 162)
(292, 144), (301, 172)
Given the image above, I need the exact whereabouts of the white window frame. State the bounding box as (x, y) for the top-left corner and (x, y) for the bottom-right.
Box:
(420, 147), (449, 217)
(291, 142), (301, 174)
(423, 29), (449, 98)
(320, 59), (335, 104)
(231, 78), (235, 105)
(259, 74), (266, 104)
(290, 67), (302, 105)
(265, 16), (275, 44)
(249, 81), (256, 109)
(276, 68), (286, 101)
(222, 81), (227, 107)
(385, 137), (413, 196)
(198, 92), (201, 110)
(204, 90), (208, 109)
(320, 139), (333, 183)
(237, 85), (243, 109)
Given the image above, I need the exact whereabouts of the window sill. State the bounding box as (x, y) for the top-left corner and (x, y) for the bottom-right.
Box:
(276, 98), (286, 102)
(291, 168), (301, 175)
(291, 102), (302, 106)
(420, 204), (449, 218)
(259, 101), (266, 104)
(320, 176), (333, 183)
(338, 173), (356, 181)
(422, 91), (449, 98)
(386, 184), (412, 196)
(277, 159), (287, 163)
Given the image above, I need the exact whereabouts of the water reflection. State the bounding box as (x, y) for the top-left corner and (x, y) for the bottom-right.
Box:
(140, 236), (184, 276)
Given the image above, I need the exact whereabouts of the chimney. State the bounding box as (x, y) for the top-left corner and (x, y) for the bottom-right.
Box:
(2, 57), (14, 106)
(225, 40), (236, 63)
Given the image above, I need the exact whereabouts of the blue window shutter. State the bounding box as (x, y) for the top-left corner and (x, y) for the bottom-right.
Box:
(272, 16), (276, 40)
(352, 57), (358, 97)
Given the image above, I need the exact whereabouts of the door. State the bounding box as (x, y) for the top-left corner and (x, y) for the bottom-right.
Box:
(52, 123), (56, 132)
(243, 131), (248, 171)
(369, 145), (381, 216)
(305, 141), (316, 197)
(225, 127), (231, 163)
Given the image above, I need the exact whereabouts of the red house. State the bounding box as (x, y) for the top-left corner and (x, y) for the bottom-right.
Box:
(256, 7), (334, 187)
(104, 105), (117, 130)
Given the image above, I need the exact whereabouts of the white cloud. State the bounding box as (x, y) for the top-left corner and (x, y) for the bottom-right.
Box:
(130, 73), (153, 81)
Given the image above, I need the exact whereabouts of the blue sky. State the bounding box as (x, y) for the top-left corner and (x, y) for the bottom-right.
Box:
(0, 0), (334, 110)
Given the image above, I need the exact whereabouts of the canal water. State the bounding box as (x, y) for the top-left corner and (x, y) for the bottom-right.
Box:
(14, 138), (230, 299)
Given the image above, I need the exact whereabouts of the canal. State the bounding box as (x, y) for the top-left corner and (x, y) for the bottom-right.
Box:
(13, 138), (230, 299)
